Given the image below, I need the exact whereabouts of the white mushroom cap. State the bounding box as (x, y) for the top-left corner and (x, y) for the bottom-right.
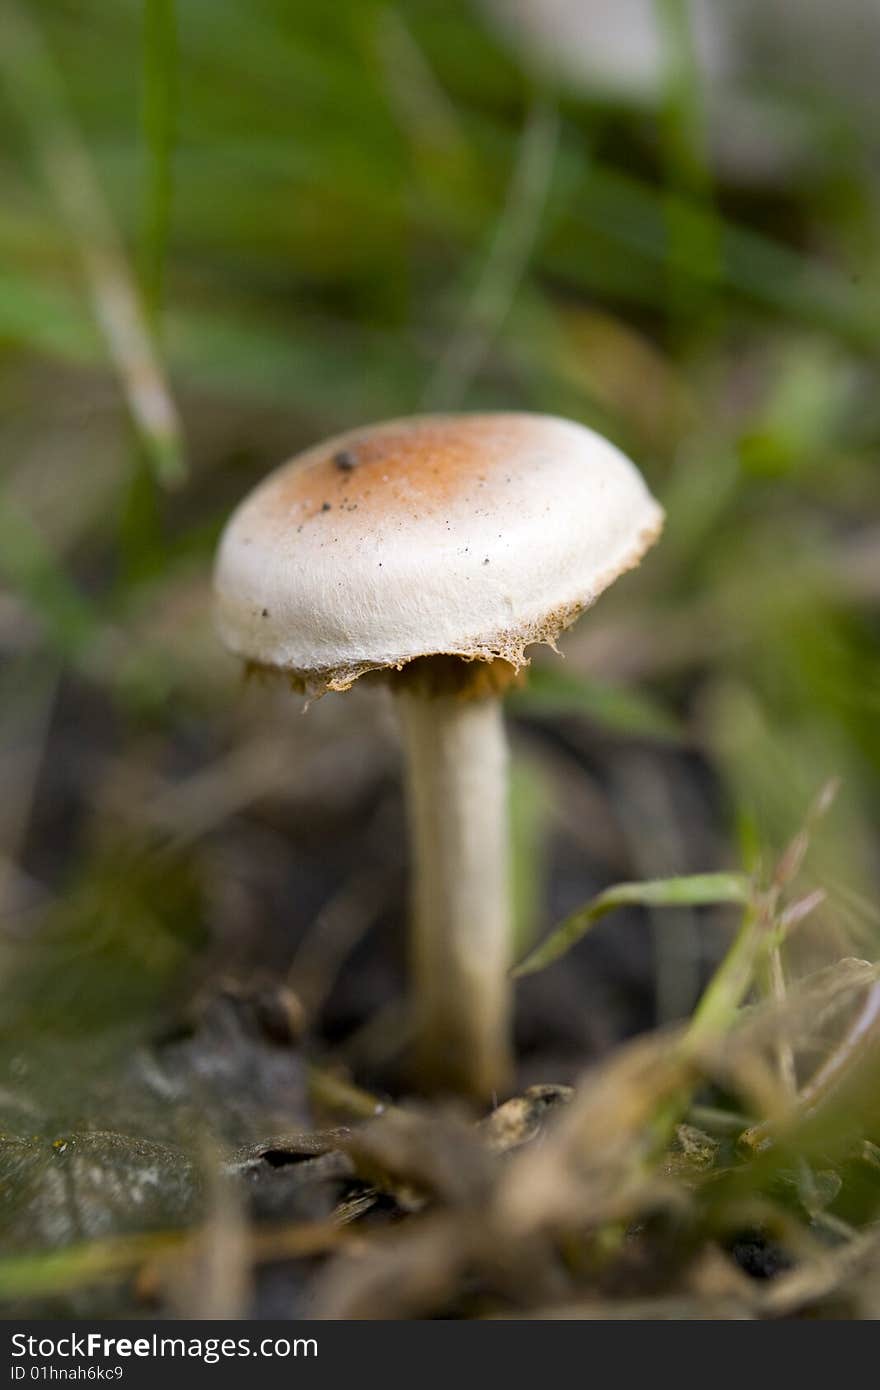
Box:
(213, 413), (664, 691)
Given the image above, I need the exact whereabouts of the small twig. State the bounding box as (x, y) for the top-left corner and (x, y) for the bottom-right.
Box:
(306, 1064), (392, 1122)
(797, 980), (880, 1119)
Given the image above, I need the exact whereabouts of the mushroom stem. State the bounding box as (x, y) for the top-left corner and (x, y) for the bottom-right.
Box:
(396, 686), (512, 1099)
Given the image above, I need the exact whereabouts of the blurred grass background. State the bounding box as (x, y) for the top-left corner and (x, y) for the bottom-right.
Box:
(0, 0), (879, 1305)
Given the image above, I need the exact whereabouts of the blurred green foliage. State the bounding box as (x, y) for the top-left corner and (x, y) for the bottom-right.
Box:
(0, 0), (877, 1086)
(0, 0), (878, 1317)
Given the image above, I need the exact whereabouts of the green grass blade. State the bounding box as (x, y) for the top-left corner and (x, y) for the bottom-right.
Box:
(509, 666), (682, 742)
(512, 872), (751, 978)
(558, 164), (877, 349)
(424, 92), (559, 407)
(140, 0), (177, 328)
(654, 0), (720, 329)
(0, 1), (186, 487)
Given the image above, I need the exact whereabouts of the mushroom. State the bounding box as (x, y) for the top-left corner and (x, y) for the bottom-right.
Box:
(213, 413), (663, 1098)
